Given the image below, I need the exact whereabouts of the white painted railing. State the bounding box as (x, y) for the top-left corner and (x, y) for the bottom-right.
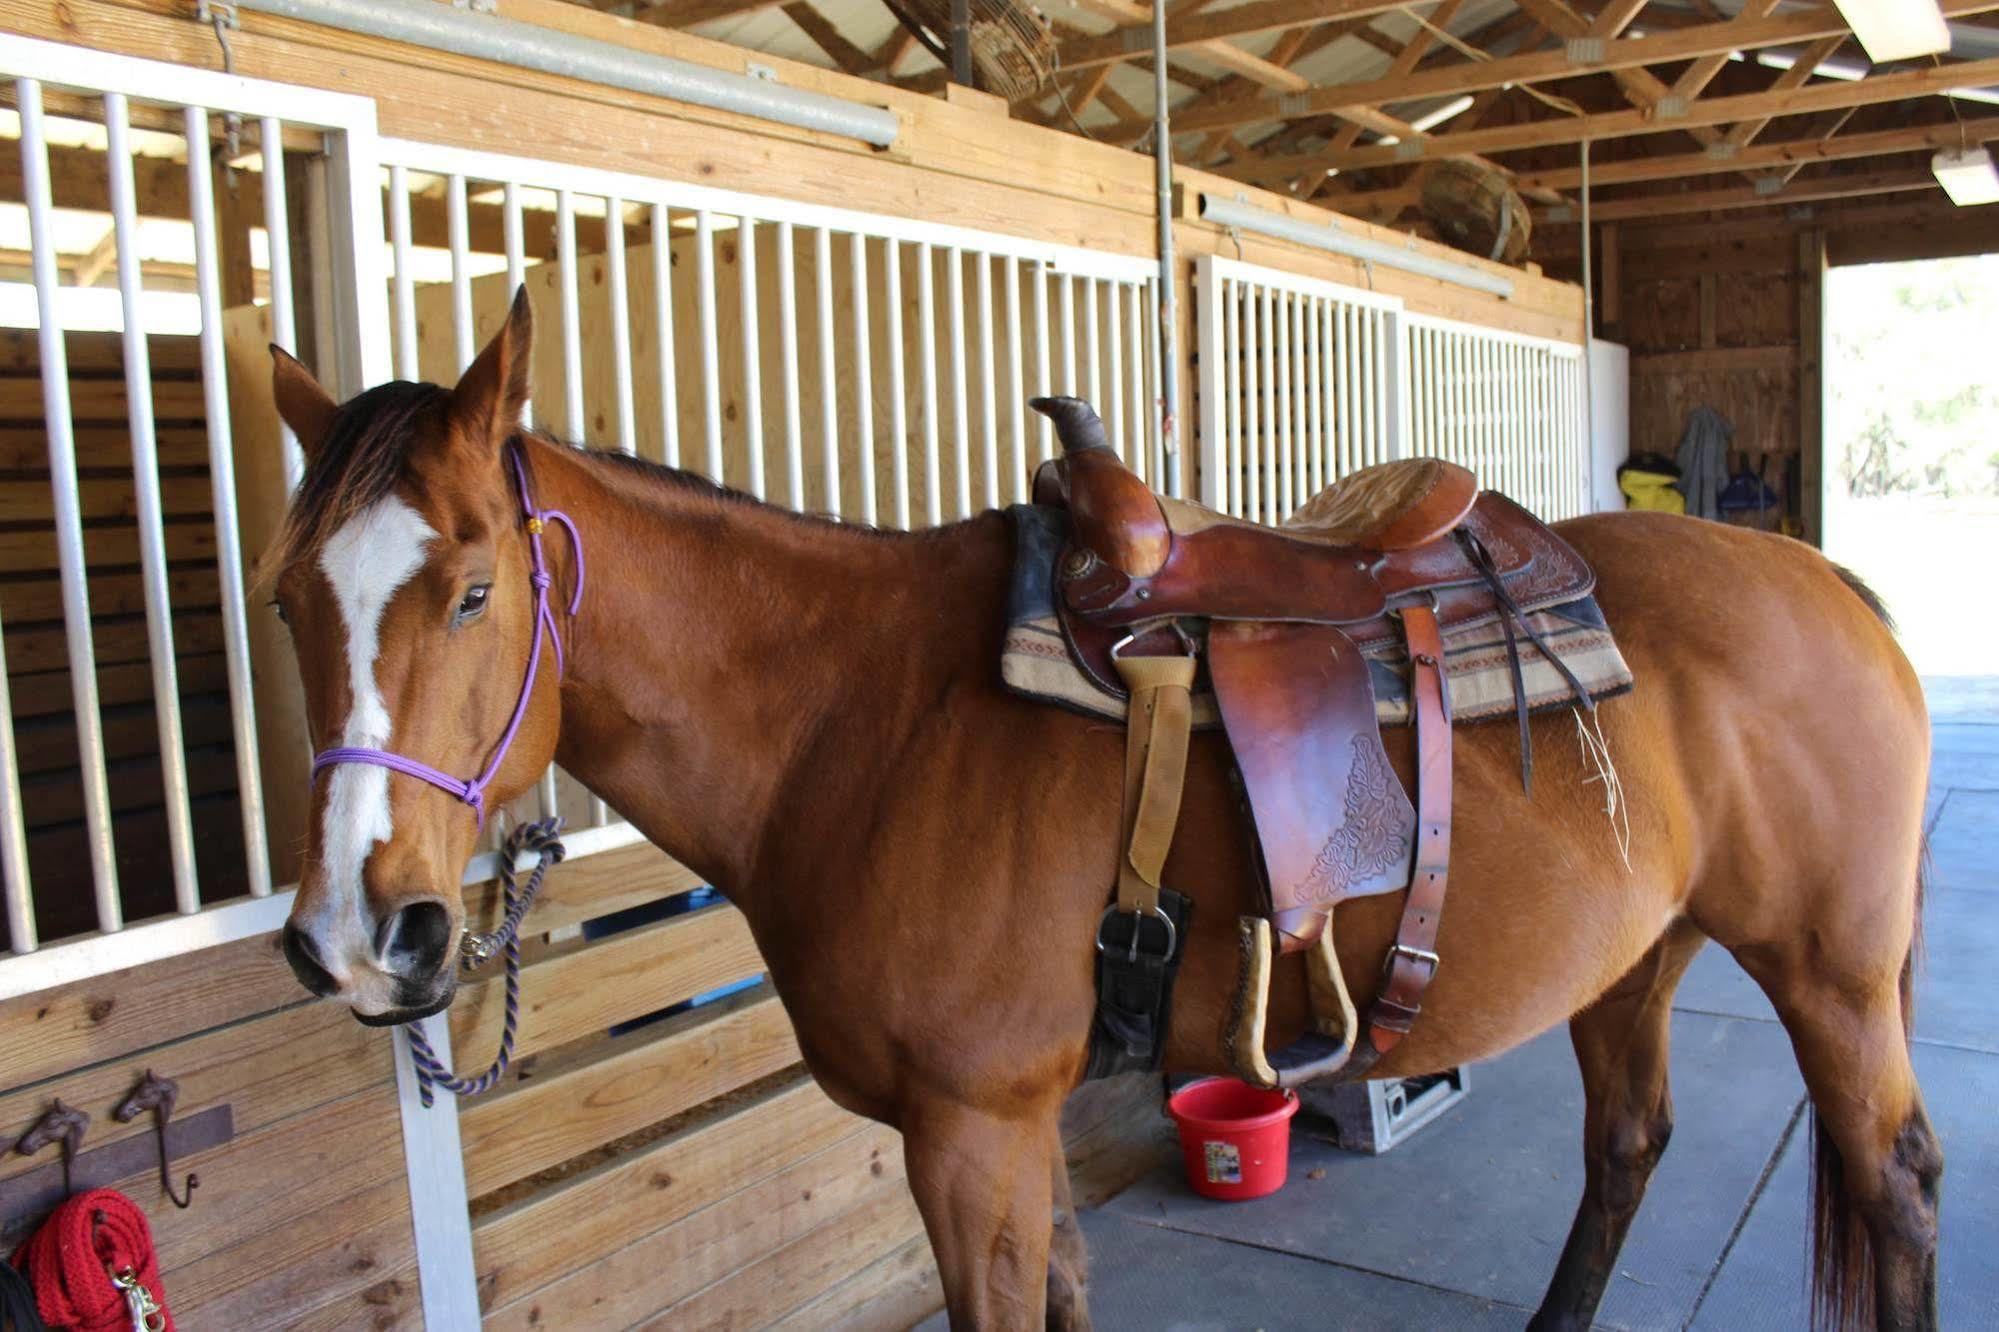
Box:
(1195, 254), (1589, 523)
(0, 35), (381, 987)
(1195, 254), (1403, 522)
(1407, 313), (1589, 521)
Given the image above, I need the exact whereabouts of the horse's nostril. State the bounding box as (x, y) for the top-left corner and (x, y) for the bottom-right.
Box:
(282, 922), (339, 998)
(380, 900), (453, 980)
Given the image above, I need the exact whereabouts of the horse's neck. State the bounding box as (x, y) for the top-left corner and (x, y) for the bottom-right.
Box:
(527, 437), (1009, 903)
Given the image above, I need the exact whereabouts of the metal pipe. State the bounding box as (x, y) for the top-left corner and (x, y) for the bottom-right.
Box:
(557, 189), (584, 440)
(1200, 194), (1516, 299)
(777, 220), (804, 508)
(607, 196), (636, 455)
(448, 174), (474, 370)
(1580, 138), (1598, 515)
(185, 104), (273, 902)
(885, 237), (911, 528)
(651, 203), (681, 469)
(850, 234), (876, 525)
(1152, 0), (1183, 496)
(694, 210), (724, 480)
(947, 247), (970, 518)
(1004, 256), (1025, 502)
(234, 0), (900, 147)
(917, 242), (941, 525)
(108, 93), (198, 917)
(259, 115), (303, 490)
(740, 216), (766, 500)
(389, 166), (418, 379)
(976, 252), (998, 509)
(814, 227), (841, 516)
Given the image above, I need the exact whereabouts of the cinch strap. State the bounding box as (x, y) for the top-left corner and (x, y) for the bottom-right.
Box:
(309, 443), (584, 829)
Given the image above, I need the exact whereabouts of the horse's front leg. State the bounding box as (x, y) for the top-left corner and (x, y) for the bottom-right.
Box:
(904, 1096), (1063, 1330)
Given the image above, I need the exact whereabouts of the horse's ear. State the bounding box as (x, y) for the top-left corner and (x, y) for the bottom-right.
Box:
(452, 285), (534, 456)
(270, 345), (338, 462)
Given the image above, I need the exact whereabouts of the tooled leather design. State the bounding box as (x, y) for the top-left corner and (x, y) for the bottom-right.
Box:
(1297, 733), (1411, 903)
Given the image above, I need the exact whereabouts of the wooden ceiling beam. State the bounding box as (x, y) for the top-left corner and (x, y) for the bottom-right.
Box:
(1509, 107), (1999, 189)
(1323, 0), (1468, 156)
(628, 0), (782, 28)
(1722, 34), (1848, 148)
(1261, 54), (1999, 174)
(1536, 163), (1943, 220)
(1054, 0), (1417, 74)
(1109, 0), (1969, 147)
(780, 2), (872, 76)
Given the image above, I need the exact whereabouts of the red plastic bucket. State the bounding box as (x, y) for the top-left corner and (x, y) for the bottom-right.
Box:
(1166, 1078), (1299, 1201)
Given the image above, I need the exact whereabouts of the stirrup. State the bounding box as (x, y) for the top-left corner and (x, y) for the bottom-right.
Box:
(1224, 913), (1362, 1090)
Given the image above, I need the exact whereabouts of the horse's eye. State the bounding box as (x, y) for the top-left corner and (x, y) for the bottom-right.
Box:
(268, 599), (288, 625)
(455, 584), (491, 623)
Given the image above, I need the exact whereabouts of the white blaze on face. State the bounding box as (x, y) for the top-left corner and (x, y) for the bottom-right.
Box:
(304, 494), (439, 989)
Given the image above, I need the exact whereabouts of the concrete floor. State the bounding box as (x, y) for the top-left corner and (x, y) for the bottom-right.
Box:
(1049, 678), (1998, 1331)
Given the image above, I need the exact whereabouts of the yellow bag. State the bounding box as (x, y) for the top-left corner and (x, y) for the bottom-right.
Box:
(1619, 469), (1685, 514)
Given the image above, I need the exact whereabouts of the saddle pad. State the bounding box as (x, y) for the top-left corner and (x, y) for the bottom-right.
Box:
(1001, 505), (1633, 730)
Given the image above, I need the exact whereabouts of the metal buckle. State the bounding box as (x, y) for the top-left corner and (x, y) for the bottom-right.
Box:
(1387, 942), (1440, 973)
(1110, 620), (1195, 661)
(1096, 903), (1177, 965)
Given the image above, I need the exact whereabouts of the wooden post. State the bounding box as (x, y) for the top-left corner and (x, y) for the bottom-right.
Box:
(211, 155), (258, 310)
(1797, 227), (1825, 547)
(1598, 222), (1620, 338)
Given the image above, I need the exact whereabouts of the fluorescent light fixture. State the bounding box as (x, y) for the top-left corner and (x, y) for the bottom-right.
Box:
(1755, 48), (1867, 80)
(1409, 95), (1476, 133)
(1932, 146), (1999, 205)
(1827, 0), (1950, 63)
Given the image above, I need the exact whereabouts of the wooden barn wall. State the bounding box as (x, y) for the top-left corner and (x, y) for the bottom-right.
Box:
(0, 935), (420, 1325)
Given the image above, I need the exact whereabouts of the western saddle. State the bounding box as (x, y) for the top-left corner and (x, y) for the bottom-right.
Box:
(1029, 396), (1595, 1088)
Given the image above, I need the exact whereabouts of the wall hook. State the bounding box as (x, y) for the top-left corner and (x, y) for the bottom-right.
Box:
(115, 1072), (197, 1210)
(14, 1100), (90, 1198)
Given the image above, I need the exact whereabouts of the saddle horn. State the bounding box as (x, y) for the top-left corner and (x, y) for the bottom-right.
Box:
(1029, 396), (1111, 456)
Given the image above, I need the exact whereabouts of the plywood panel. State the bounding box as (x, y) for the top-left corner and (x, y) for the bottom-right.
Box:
(460, 841), (702, 942)
(459, 983), (802, 1196)
(447, 900), (763, 1063)
(1629, 358), (1800, 458)
(476, 1070), (869, 1317)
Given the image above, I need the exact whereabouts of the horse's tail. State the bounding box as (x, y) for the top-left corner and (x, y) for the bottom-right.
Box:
(1808, 560), (1921, 1330)
(1807, 834), (1929, 1330)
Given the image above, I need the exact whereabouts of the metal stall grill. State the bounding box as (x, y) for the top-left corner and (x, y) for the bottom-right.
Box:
(1195, 254), (1591, 526)
(1194, 254), (1404, 523)
(1406, 313), (1589, 522)
(0, 35), (386, 990)
(372, 137), (1171, 842)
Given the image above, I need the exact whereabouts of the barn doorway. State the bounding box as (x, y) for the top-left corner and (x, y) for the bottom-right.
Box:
(1823, 253), (1999, 695)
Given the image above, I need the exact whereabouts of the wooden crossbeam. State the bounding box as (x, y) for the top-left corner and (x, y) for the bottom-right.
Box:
(1055, 0), (1417, 73)
(1107, 0), (1980, 147)
(781, 2), (872, 76)
(629, 0), (784, 28)
(1541, 164), (1942, 220)
(1323, 0), (1468, 156)
(1511, 112), (1999, 189)
(1267, 54), (1999, 174)
(1723, 35), (1848, 148)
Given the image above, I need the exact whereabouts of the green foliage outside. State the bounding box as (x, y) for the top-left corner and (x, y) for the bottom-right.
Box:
(1828, 253), (1999, 498)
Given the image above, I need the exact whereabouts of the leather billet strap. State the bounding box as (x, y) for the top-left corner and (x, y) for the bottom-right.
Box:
(1365, 602), (1454, 1055)
(1112, 648), (1197, 918)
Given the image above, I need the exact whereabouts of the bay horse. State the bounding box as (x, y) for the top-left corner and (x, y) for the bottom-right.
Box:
(265, 290), (1938, 1331)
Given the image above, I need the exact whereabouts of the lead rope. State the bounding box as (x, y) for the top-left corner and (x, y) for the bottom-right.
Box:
(403, 817), (567, 1108)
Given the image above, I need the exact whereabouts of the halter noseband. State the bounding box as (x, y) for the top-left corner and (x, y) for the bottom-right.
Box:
(309, 443), (584, 830)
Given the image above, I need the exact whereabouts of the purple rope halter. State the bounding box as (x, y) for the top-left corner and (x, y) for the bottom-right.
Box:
(309, 443), (584, 1106)
(310, 441), (583, 830)
(404, 816), (566, 1106)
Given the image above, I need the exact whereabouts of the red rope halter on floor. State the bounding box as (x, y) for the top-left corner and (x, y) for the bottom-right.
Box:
(10, 1190), (172, 1332)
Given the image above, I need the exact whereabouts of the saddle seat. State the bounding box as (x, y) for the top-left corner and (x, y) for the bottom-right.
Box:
(1030, 398), (1485, 628)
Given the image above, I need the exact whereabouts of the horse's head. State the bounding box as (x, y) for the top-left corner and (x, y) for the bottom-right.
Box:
(267, 288), (565, 1023)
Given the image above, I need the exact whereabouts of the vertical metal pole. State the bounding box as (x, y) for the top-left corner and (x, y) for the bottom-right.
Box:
(1033, 261), (1053, 461)
(108, 93), (197, 916)
(1243, 283), (1261, 524)
(1104, 279), (1123, 461)
(259, 115), (302, 490)
(1059, 273), (1075, 398)
(695, 209), (724, 480)
(1152, 0), (1183, 496)
(185, 104), (271, 902)
(947, 247), (970, 518)
(557, 189), (584, 441)
(607, 196), (636, 456)
(1084, 278), (1102, 426)
(24, 83), (119, 924)
(652, 204), (681, 469)
(389, 165), (418, 380)
(776, 221), (804, 508)
(850, 234), (876, 525)
(448, 173), (474, 371)
(976, 252), (998, 509)
(917, 242), (941, 525)
(739, 216), (765, 500)
(885, 237), (910, 529)
(814, 227), (841, 517)
(1004, 255), (1025, 502)
(949, 0), (974, 86)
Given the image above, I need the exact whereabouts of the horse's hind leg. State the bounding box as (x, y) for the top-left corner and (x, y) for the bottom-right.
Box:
(1529, 919), (1706, 1332)
(1734, 941), (1940, 1331)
